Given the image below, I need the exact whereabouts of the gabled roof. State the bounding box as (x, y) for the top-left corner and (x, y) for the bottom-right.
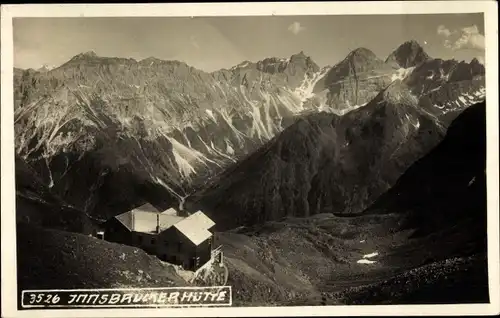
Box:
(114, 203), (184, 233)
(161, 207), (178, 216)
(180, 211), (216, 230)
(175, 226), (213, 246)
(132, 202), (160, 213)
(173, 211), (216, 246)
(112, 205), (216, 246)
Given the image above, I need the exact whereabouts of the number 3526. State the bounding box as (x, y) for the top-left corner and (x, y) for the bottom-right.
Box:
(28, 293), (61, 305)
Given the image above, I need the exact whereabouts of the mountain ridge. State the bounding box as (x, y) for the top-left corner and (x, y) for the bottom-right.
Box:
(13, 40), (485, 220)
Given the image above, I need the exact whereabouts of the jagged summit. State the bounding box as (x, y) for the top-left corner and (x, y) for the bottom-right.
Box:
(386, 40), (430, 68)
(71, 50), (98, 60)
(140, 56), (162, 63)
(290, 51), (308, 59)
(348, 47), (378, 58)
(138, 56), (184, 66)
(342, 47), (385, 70)
(323, 47), (385, 79)
(470, 57), (484, 66)
(404, 39), (423, 47)
(342, 48), (383, 65)
(37, 64), (53, 72)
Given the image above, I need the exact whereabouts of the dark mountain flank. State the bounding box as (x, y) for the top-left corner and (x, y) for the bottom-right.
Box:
(385, 40), (431, 68)
(189, 81), (453, 231)
(217, 101), (488, 306)
(366, 101), (487, 238)
(336, 101), (489, 305)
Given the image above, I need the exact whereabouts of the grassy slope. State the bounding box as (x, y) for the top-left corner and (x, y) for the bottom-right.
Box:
(217, 213), (414, 306)
(218, 212), (488, 306)
(17, 223), (188, 293)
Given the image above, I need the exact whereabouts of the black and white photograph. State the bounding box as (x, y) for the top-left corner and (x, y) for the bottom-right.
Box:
(1, 2), (499, 317)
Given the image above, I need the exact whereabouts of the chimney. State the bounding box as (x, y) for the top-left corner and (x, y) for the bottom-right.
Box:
(156, 213), (160, 233)
(178, 197), (188, 217)
(131, 211), (135, 231)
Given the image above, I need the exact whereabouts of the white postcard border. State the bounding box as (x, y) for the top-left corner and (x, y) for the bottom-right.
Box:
(1, 2), (499, 317)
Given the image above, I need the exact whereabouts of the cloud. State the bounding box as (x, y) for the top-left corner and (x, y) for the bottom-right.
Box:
(287, 22), (305, 35)
(190, 35), (200, 50)
(437, 25), (452, 37)
(437, 24), (485, 51)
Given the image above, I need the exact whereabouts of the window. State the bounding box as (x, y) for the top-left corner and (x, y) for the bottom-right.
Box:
(137, 236), (143, 243)
(151, 238), (156, 245)
(178, 242), (182, 252)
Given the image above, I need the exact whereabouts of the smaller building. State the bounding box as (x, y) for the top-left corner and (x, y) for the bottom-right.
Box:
(102, 203), (216, 271)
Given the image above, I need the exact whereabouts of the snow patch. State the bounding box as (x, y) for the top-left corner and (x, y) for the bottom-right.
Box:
(205, 109), (218, 122)
(330, 102), (367, 116)
(363, 252), (379, 259)
(217, 108), (247, 143)
(405, 114), (420, 129)
(240, 85), (272, 140)
(391, 67), (415, 82)
(225, 139), (235, 155)
(276, 90), (303, 113)
(232, 61), (251, 70)
(294, 66), (331, 103)
(357, 251), (379, 264)
(166, 137), (213, 178)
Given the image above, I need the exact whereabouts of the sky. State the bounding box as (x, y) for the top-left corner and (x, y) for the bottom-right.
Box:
(13, 13), (485, 72)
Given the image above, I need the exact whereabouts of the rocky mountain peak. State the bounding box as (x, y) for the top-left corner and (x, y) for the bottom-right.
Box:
(71, 50), (98, 60)
(341, 47), (386, 71)
(140, 56), (162, 63)
(288, 51), (320, 72)
(347, 47), (379, 61)
(470, 57), (483, 66)
(386, 40), (430, 68)
(37, 64), (52, 73)
(290, 50), (307, 60)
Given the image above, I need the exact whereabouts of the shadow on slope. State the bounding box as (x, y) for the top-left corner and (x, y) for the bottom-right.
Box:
(16, 223), (189, 308)
(190, 81), (446, 231)
(216, 101), (488, 306)
(334, 101), (489, 304)
(15, 156), (98, 234)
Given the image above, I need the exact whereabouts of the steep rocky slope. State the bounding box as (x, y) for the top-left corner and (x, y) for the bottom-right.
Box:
(13, 41), (484, 221)
(215, 101), (488, 305)
(13, 51), (324, 219)
(188, 79), (484, 230)
(334, 101), (489, 305)
(366, 101), (487, 237)
(15, 156), (98, 233)
(16, 223), (189, 301)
